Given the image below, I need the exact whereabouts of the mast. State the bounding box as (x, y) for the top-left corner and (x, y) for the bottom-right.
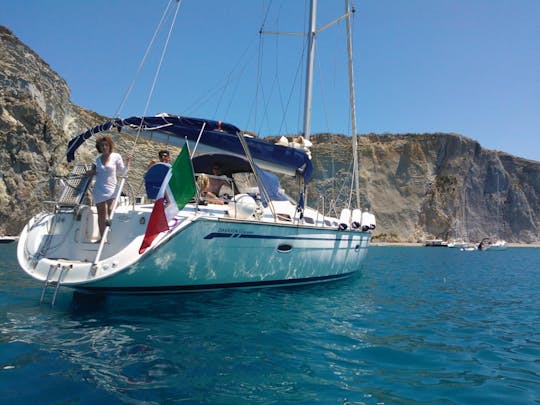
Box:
(345, 0), (361, 208)
(301, 0), (360, 208)
(302, 0), (317, 141)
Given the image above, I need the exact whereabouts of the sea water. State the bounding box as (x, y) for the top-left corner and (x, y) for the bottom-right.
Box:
(0, 243), (539, 404)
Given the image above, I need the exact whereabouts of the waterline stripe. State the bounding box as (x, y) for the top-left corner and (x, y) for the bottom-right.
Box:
(77, 272), (356, 293)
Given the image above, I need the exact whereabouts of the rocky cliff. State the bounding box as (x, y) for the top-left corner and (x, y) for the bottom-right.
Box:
(1, 26), (539, 243)
(307, 133), (539, 243)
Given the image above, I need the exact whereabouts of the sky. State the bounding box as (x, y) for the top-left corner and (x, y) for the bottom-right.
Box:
(1, 0), (539, 161)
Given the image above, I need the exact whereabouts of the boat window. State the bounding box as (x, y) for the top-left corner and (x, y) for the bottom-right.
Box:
(304, 217), (314, 224)
(276, 213), (292, 222)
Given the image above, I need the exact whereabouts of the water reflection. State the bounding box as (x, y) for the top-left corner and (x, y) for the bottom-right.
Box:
(2, 281), (375, 403)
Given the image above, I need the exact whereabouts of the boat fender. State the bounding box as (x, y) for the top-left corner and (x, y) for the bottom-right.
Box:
(361, 211), (375, 232)
(351, 209), (361, 229)
(228, 194), (257, 219)
(369, 213), (377, 230)
(339, 209), (351, 230)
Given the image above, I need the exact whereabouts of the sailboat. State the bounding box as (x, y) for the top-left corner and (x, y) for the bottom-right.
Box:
(480, 173), (507, 251)
(447, 185), (476, 250)
(17, 0), (375, 301)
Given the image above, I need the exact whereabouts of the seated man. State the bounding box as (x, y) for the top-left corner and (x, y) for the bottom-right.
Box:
(207, 164), (229, 196)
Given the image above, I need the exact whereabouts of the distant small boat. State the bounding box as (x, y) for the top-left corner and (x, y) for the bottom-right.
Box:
(478, 237), (507, 251)
(0, 236), (17, 244)
(488, 239), (507, 250)
(424, 239), (448, 247)
(447, 240), (468, 249)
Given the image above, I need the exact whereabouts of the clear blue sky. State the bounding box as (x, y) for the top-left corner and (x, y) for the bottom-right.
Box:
(2, 0), (539, 161)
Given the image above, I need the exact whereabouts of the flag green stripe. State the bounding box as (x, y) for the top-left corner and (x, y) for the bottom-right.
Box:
(169, 147), (196, 210)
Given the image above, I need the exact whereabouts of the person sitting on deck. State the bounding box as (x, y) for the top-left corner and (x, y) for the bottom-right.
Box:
(197, 174), (224, 205)
(207, 163), (229, 196)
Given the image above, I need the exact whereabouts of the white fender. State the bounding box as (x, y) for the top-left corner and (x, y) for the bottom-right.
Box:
(369, 213), (376, 230)
(361, 211), (372, 232)
(351, 209), (362, 229)
(228, 194), (257, 219)
(339, 209), (351, 230)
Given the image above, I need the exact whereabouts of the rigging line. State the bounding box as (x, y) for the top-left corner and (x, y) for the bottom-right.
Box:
(248, 30), (264, 133)
(183, 36), (258, 117)
(256, 39), (272, 136)
(256, 1), (296, 136)
(260, 27), (307, 136)
(214, 37), (259, 119)
(128, 0), (182, 162)
(250, 1), (273, 133)
(347, 158), (354, 209)
(257, 11), (282, 136)
(114, 0), (175, 119)
(325, 156), (353, 213)
(115, 1), (181, 221)
(277, 46), (305, 135)
(314, 43), (330, 133)
(140, 0), (182, 124)
(272, 16), (287, 133)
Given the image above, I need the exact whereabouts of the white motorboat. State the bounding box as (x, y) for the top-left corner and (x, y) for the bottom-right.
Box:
(17, 1), (375, 301)
(478, 237), (507, 251)
(0, 236), (18, 244)
(487, 239), (507, 250)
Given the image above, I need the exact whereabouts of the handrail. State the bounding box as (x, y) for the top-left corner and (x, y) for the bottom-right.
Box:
(236, 132), (277, 221)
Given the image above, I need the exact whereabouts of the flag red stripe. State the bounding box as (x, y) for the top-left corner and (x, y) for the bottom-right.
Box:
(139, 198), (169, 254)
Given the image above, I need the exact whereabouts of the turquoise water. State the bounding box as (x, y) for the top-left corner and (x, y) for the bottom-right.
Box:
(1, 244), (539, 404)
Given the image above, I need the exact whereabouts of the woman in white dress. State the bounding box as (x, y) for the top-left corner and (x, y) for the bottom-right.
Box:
(89, 135), (131, 240)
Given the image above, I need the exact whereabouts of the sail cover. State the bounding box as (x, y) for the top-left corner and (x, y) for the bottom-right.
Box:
(66, 115), (313, 182)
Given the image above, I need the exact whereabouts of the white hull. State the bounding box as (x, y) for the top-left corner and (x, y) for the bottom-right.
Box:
(448, 240), (477, 251)
(485, 240), (507, 251)
(17, 202), (371, 293)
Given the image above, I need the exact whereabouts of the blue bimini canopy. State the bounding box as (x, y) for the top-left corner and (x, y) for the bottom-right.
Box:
(66, 114), (313, 182)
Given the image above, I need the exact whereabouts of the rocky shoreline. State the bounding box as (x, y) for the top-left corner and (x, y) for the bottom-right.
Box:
(371, 242), (540, 248)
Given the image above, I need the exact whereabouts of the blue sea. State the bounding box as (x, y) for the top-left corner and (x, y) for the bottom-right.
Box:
(1, 243), (539, 404)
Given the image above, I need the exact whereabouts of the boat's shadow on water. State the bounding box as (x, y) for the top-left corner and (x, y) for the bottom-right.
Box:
(68, 291), (109, 313)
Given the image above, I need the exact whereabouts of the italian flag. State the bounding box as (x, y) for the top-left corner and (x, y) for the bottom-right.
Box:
(139, 147), (196, 254)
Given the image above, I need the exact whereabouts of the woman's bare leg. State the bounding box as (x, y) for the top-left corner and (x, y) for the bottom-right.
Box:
(96, 201), (107, 237)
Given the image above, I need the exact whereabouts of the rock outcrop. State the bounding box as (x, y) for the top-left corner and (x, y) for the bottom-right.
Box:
(305, 133), (539, 243)
(1, 26), (539, 243)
